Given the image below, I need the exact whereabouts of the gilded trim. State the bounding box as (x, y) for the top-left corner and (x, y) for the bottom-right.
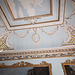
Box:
(0, 0), (65, 30)
(0, 61), (52, 75)
(4, 0), (53, 20)
(62, 59), (75, 75)
(0, 46), (75, 61)
(63, 22), (75, 45)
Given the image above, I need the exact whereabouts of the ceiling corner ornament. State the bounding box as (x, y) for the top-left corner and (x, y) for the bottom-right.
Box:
(63, 0), (75, 45)
(0, 33), (14, 52)
(63, 23), (75, 45)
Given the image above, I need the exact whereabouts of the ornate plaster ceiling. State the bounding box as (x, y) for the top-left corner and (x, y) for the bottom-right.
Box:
(0, 0), (75, 60)
(0, 0), (65, 30)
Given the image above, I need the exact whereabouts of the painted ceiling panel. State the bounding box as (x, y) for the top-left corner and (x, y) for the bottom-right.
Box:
(0, 0), (75, 60)
(6, 0), (51, 18)
(0, 0), (65, 30)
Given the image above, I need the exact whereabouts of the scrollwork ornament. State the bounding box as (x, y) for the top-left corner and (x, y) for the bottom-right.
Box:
(63, 20), (75, 45)
(63, 0), (75, 45)
(0, 33), (14, 51)
(24, 18), (40, 25)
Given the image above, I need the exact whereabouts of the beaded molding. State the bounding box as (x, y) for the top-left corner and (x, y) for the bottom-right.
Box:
(0, 46), (75, 61)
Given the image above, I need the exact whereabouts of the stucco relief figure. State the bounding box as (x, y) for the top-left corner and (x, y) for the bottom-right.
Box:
(12, 0), (48, 17)
(13, 0), (29, 18)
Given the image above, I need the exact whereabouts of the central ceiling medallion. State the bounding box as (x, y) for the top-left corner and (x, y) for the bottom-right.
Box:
(32, 33), (40, 43)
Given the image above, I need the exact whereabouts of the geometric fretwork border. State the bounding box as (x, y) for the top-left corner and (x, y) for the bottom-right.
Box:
(0, 46), (75, 61)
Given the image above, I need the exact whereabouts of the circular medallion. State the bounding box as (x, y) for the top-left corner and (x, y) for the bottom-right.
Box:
(32, 33), (40, 42)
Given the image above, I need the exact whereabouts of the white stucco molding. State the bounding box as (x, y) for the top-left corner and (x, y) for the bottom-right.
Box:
(0, 0), (65, 30)
(0, 45), (75, 61)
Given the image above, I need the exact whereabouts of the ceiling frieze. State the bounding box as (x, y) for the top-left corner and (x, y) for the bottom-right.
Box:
(0, 46), (75, 61)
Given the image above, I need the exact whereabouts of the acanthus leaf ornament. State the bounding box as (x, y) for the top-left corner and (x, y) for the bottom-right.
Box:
(0, 33), (14, 51)
(63, 21), (75, 45)
(24, 18), (40, 25)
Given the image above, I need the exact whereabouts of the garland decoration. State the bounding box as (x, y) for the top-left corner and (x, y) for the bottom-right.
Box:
(40, 26), (58, 35)
(13, 30), (29, 38)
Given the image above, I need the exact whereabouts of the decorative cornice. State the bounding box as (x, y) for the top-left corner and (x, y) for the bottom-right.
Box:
(0, 46), (75, 61)
(62, 0), (75, 45)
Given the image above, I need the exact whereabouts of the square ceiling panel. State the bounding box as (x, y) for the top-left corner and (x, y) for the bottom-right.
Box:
(5, 0), (53, 19)
(0, 0), (65, 30)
